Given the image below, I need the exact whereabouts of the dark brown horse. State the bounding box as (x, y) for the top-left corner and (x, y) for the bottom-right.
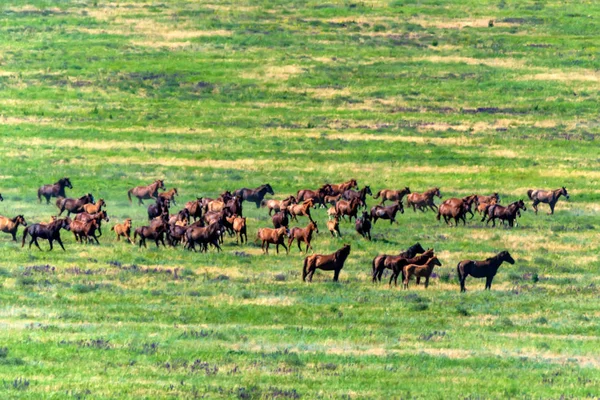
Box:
(234, 184), (274, 208)
(527, 187), (569, 215)
(371, 243), (427, 283)
(297, 184), (333, 204)
(185, 198), (203, 221)
(342, 186), (372, 209)
(22, 217), (71, 251)
(135, 221), (168, 248)
(288, 220), (319, 253)
(56, 193), (95, 216)
(185, 222), (223, 252)
(0, 215), (27, 241)
(335, 198), (361, 222)
(482, 200), (526, 227)
(272, 209), (291, 229)
(128, 180), (165, 205)
(403, 256), (442, 290)
(437, 195), (477, 226)
(370, 202), (403, 224)
(38, 177), (72, 204)
(457, 251), (515, 292)
(302, 244), (351, 282)
(388, 249), (435, 287)
(373, 187), (411, 205)
(355, 211), (372, 240)
(148, 197), (170, 221)
(74, 210), (109, 237)
(328, 179), (358, 196)
(406, 188), (442, 212)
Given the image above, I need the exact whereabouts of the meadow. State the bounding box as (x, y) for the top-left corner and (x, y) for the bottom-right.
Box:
(0, 0), (599, 398)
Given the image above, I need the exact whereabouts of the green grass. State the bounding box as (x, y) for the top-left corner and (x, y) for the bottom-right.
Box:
(0, 0), (599, 398)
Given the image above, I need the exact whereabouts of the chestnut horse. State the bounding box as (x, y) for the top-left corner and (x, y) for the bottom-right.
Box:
(373, 187), (410, 205)
(457, 251), (515, 292)
(327, 216), (341, 238)
(288, 220), (319, 253)
(335, 198), (361, 222)
(234, 184), (274, 208)
(388, 249), (435, 287)
(38, 177), (72, 204)
(527, 187), (569, 215)
(370, 202), (403, 224)
(371, 243), (426, 283)
(185, 198), (203, 221)
(288, 199), (315, 222)
(328, 179), (358, 196)
(56, 194), (94, 216)
(82, 198), (105, 214)
(406, 188), (442, 212)
(403, 256), (442, 290)
(262, 196), (296, 216)
(159, 188), (179, 206)
(128, 180), (165, 205)
(482, 200), (526, 227)
(476, 193), (500, 206)
(437, 195), (477, 226)
(0, 215), (27, 241)
(22, 217), (71, 251)
(302, 244), (351, 282)
(75, 210), (109, 237)
(111, 218), (134, 244)
(257, 227), (289, 254)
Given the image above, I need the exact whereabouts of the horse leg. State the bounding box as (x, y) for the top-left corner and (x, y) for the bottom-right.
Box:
(282, 242), (289, 254)
(532, 200), (539, 214)
(333, 268), (340, 282)
(264, 242), (269, 254)
(11, 232), (16, 242)
(48, 239), (54, 251)
(460, 278), (466, 292)
(32, 237), (41, 251)
(389, 271), (395, 287)
(297, 239), (303, 253)
(416, 277), (421, 285)
(425, 277), (429, 288)
(549, 201), (555, 215)
(485, 276), (493, 290)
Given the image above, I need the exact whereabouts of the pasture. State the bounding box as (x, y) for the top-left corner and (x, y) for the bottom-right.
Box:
(0, 0), (599, 398)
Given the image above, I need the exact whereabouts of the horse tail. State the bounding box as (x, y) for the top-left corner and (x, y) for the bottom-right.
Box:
(371, 256), (378, 276)
(373, 190), (381, 199)
(456, 262), (462, 280)
(527, 190), (534, 200)
(37, 189), (42, 203)
(127, 189), (133, 203)
(22, 227), (29, 248)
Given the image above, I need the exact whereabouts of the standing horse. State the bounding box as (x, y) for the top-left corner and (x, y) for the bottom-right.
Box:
(128, 180), (165, 205)
(371, 243), (427, 283)
(38, 177), (72, 204)
(0, 215), (27, 241)
(373, 187), (411, 205)
(302, 244), (351, 282)
(22, 217), (71, 251)
(457, 251), (515, 292)
(234, 184), (274, 208)
(527, 187), (569, 215)
(403, 256), (442, 290)
(388, 249), (435, 287)
(272, 209), (291, 229)
(482, 200), (526, 227)
(355, 211), (372, 240)
(288, 220), (319, 253)
(370, 202), (403, 224)
(185, 198), (203, 221)
(406, 188), (442, 212)
(342, 186), (372, 209)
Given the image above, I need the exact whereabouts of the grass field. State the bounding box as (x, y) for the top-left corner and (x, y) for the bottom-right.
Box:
(0, 0), (599, 398)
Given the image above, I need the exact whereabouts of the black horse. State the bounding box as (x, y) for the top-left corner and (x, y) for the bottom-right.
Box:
(457, 251), (515, 292)
(22, 218), (71, 251)
(38, 177), (72, 204)
(234, 184), (274, 208)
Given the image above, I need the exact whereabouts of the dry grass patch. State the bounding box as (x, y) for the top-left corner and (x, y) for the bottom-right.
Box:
(411, 17), (519, 30)
(241, 65), (306, 81)
(414, 55), (527, 69)
(521, 72), (600, 82)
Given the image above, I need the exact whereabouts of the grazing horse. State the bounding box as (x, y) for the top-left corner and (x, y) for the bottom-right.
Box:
(528, 187), (569, 215)
(257, 227), (289, 254)
(22, 217), (71, 251)
(342, 186), (372, 209)
(111, 218), (134, 244)
(403, 257), (442, 290)
(288, 221), (319, 253)
(302, 244), (351, 282)
(148, 197), (170, 220)
(335, 198), (361, 222)
(370, 202), (403, 224)
(82, 198), (106, 214)
(56, 194), (94, 216)
(128, 180), (165, 205)
(234, 184), (274, 208)
(272, 209), (291, 229)
(457, 251), (515, 292)
(355, 211), (372, 240)
(328, 179), (358, 196)
(75, 210), (109, 237)
(262, 196), (297, 216)
(0, 215), (27, 241)
(185, 198), (203, 221)
(297, 184), (333, 205)
(482, 200), (526, 227)
(38, 177), (72, 204)
(371, 243), (427, 283)
(388, 249), (435, 287)
(288, 199), (315, 222)
(406, 188), (442, 212)
(373, 187), (411, 205)
(159, 188), (179, 206)
(327, 216), (341, 238)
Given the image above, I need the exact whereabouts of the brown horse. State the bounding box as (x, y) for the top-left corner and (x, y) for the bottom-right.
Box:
(134, 222), (168, 248)
(327, 216), (341, 238)
(324, 194), (342, 206)
(476, 193), (500, 206)
(437, 196), (476, 226)
(234, 184), (274, 208)
(288, 199), (314, 222)
(185, 222), (222, 252)
(371, 243), (427, 283)
(82, 198), (106, 214)
(288, 221), (319, 253)
(370, 201), (403, 224)
(38, 177), (72, 204)
(373, 187), (411, 205)
(388, 249), (435, 287)
(262, 196), (297, 216)
(0, 215), (27, 241)
(128, 180), (165, 205)
(527, 187), (569, 215)
(56, 193), (94, 216)
(111, 218), (134, 244)
(335, 198), (361, 222)
(302, 244), (351, 282)
(477, 197), (498, 215)
(406, 188), (442, 212)
(272, 209), (291, 229)
(70, 219), (100, 244)
(168, 208), (190, 226)
(159, 188), (179, 206)
(74, 210), (109, 237)
(185, 198), (203, 221)
(297, 184), (333, 204)
(148, 197), (170, 221)
(257, 227), (289, 254)
(482, 200), (526, 227)
(457, 251), (515, 292)
(342, 186), (372, 209)
(328, 179), (358, 196)
(403, 256), (442, 290)
(355, 211), (372, 240)
(22, 217), (71, 251)
(226, 215), (247, 244)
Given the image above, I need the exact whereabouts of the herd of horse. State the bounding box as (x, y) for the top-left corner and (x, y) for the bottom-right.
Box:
(0, 178), (570, 290)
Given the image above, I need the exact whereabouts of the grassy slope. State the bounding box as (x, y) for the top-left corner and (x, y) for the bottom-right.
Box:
(0, 0), (599, 398)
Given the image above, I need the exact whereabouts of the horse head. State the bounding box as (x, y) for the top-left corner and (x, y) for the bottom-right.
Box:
(562, 186), (569, 199)
(499, 251), (515, 264)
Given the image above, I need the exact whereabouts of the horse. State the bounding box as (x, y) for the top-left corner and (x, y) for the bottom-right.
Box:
(482, 200), (526, 227)
(477, 197), (498, 215)
(159, 188), (179, 206)
(457, 251), (515, 292)
(185, 222), (223, 252)
(128, 180), (165, 205)
(288, 221), (318, 253)
(234, 184), (274, 208)
(202, 191), (233, 213)
(56, 194), (94, 216)
(342, 186), (372, 209)
(403, 256), (442, 290)
(327, 216), (341, 238)
(70, 219), (100, 244)
(528, 187), (569, 215)
(302, 244), (351, 282)
(168, 208), (190, 226)
(371, 243), (427, 283)
(335, 198), (361, 222)
(370, 202), (403, 224)
(111, 218), (134, 244)
(387, 249), (435, 287)
(185, 198), (203, 221)
(272, 209), (291, 229)
(226, 215), (247, 244)
(328, 179), (358, 196)
(82, 198), (106, 214)
(74, 210), (109, 237)
(297, 184), (333, 204)
(0, 215), (27, 241)
(134, 222), (168, 248)
(38, 177), (72, 204)
(437, 196), (476, 226)
(262, 196), (297, 216)
(257, 227), (289, 254)
(148, 197), (170, 221)
(373, 187), (411, 205)
(355, 211), (372, 240)
(22, 217), (71, 251)
(288, 199), (315, 222)
(324, 194), (342, 206)
(476, 193), (500, 206)
(406, 188), (442, 212)
(0, 193), (3, 201)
